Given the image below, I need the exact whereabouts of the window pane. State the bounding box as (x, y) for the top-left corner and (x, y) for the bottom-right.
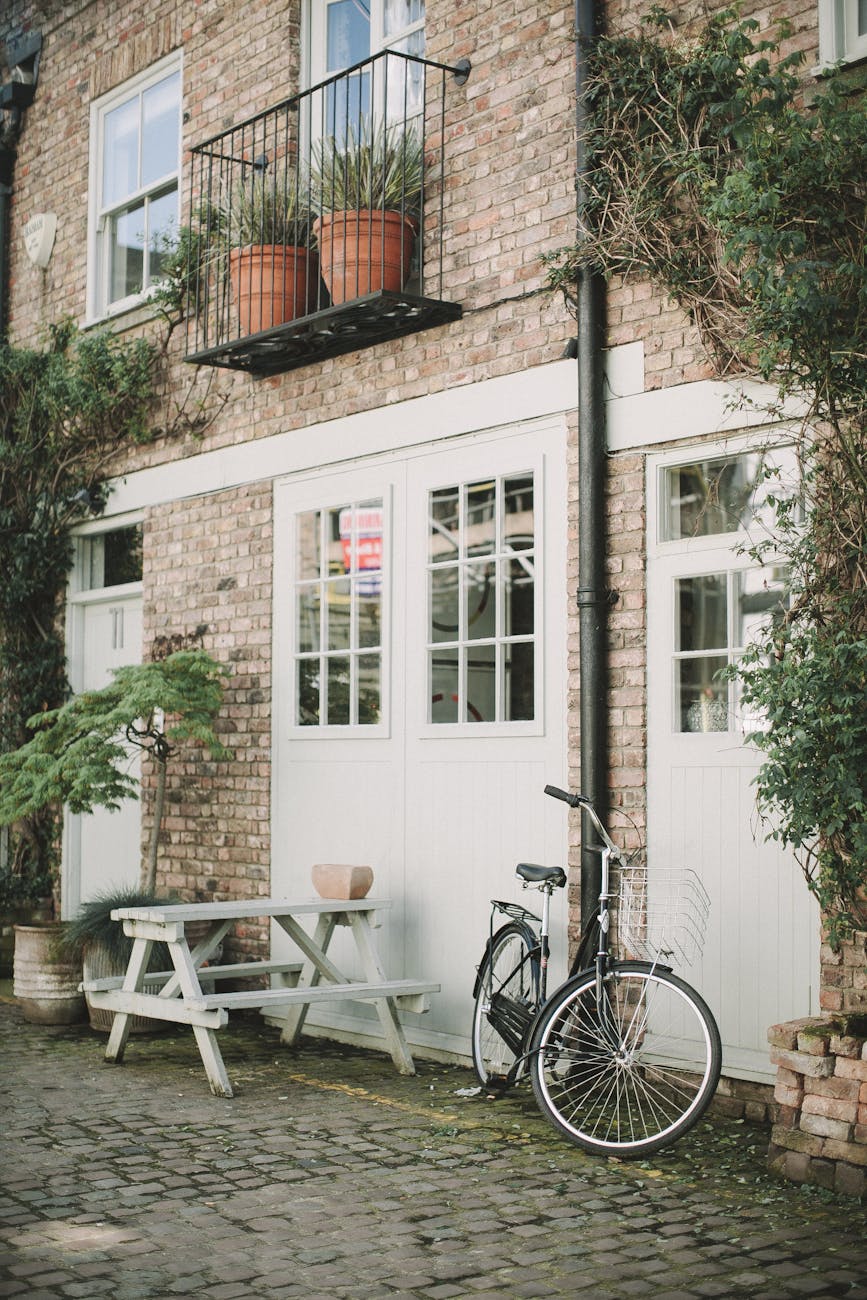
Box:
(504, 475), (534, 550)
(298, 660), (321, 725)
(676, 574), (727, 653)
(103, 527), (143, 586)
(431, 649), (458, 723)
(358, 654), (381, 724)
(679, 656), (729, 733)
(465, 481), (496, 556)
(505, 557), (534, 637)
(141, 71), (179, 188)
(326, 657), (351, 724)
(327, 0), (370, 71)
(326, 578), (351, 650)
(109, 203), (145, 302)
(430, 566), (458, 643)
(465, 561), (496, 641)
(297, 511), (321, 580)
(466, 645), (495, 723)
(662, 450), (800, 541)
(736, 568), (789, 651)
(297, 586), (320, 653)
(506, 642), (534, 721)
(147, 187), (179, 284)
(103, 97), (138, 207)
(356, 581), (381, 649)
(430, 487), (459, 563)
(384, 0), (424, 36)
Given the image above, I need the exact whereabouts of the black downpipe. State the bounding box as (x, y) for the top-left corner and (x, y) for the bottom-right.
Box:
(574, 0), (610, 928)
(0, 31), (42, 340)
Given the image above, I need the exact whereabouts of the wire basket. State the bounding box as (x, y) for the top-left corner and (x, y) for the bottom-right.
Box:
(616, 865), (710, 968)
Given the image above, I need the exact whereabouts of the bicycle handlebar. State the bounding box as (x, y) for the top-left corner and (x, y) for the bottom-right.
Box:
(544, 784), (620, 856)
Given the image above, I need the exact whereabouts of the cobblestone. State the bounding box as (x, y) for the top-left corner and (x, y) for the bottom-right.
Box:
(1, 999), (866, 1298)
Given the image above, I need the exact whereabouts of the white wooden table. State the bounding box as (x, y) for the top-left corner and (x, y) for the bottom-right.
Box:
(82, 898), (439, 1097)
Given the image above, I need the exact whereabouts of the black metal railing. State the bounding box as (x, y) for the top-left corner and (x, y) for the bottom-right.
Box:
(183, 49), (469, 375)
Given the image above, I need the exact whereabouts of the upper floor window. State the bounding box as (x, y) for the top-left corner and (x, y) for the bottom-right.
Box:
(309, 0), (425, 123)
(88, 54), (181, 319)
(818, 0), (867, 66)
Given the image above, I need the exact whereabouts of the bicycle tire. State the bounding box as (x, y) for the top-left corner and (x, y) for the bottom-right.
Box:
(471, 922), (539, 1087)
(529, 960), (721, 1156)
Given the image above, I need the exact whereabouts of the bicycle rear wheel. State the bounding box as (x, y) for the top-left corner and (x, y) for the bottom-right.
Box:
(471, 922), (538, 1086)
(530, 961), (721, 1156)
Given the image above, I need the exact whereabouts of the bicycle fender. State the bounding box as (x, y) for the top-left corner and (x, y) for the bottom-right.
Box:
(472, 921), (538, 999)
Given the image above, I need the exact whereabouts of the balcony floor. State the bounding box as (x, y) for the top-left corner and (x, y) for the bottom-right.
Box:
(184, 290), (462, 377)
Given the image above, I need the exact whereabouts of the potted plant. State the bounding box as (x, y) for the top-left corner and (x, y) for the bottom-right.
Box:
(0, 649), (231, 1024)
(213, 164), (317, 333)
(310, 123), (423, 305)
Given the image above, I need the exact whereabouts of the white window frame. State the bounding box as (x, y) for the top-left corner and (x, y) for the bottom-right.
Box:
(306, 0), (425, 87)
(86, 51), (182, 323)
(817, 0), (867, 68)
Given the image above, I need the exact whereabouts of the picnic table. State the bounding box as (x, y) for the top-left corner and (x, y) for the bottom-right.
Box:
(81, 897), (439, 1097)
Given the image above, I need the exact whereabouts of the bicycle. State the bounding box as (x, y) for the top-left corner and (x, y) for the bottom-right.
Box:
(471, 784), (722, 1156)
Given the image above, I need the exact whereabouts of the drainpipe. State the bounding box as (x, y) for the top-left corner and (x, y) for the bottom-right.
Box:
(574, 0), (612, 926)
(0, 30), (42, 340)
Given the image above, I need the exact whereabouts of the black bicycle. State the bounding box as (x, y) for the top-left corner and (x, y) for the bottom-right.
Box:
(471, 784), (722, 1156)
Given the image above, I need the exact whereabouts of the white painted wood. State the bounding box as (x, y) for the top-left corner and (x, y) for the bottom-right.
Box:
(647, 441), (820, 1083)
(271, 422), (569, 1059)
(63, 590), (143, 918)
(94, 899), (437, 1094)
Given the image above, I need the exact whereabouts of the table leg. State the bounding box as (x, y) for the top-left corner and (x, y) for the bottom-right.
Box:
(275, 912), (341, 1047)
(348, 912), (417, 1076)
(167, 937), (234, 1098)
(105, 936), (152, 1064)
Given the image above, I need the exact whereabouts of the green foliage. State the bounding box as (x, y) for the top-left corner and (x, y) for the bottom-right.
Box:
(0, 650), (232, 823)
(0, 322), (159, 901)
(310, 123), (423, 215)
(553, 9), (867, 940)
(59, 886), (177, 966)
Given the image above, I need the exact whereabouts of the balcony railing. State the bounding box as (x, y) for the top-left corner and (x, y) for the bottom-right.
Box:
(182, 50), (469, 377)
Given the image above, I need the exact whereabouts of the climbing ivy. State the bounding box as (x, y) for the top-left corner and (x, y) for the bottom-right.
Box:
(548, 10), (867, 941)
(0, 321), (157, 898)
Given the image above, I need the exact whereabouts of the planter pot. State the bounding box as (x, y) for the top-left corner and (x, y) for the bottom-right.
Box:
(13, 923), (86, 1025)
(1, 899), (52, 978)
(82, 943), (164, 1035)
(313, 210), (417, 306)
(312, 863), (374, 900)
(228, 244), (317, 334)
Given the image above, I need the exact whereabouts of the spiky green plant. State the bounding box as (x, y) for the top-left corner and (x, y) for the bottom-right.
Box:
(310, 123), (423, 215)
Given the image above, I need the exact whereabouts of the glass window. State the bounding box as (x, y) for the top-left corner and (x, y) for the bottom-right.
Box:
(660, 447), (798, 543)
(294, 500), (384, 726)
(674, 567), (788, 733)
(427, 474), (535, 724)
(91, 59), (181, 316)
(312, 0), (425, 125)
(79, 527), (143, 591)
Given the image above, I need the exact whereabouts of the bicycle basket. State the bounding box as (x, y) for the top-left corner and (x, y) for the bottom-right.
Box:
(616, 865), (710, 968)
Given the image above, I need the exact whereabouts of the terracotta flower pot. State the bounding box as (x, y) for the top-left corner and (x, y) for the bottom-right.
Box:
(313, 210), (417, 306)
(311, 863), (374, 900)
(228, 244), (317, 334)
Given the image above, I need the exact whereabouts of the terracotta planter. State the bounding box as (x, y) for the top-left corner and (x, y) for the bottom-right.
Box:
(228, 244), (317, 334)
(311, 863), (374, 900)
(313, 210), (417, 306)
(13, 923), (86, 1025)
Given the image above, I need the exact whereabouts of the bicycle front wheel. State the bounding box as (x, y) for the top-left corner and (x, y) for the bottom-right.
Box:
(471, 922), (538, 1086)
(530, 961), (721, 1156)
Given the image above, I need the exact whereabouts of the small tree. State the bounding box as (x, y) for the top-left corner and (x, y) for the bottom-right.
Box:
(0, 649), (232, 896)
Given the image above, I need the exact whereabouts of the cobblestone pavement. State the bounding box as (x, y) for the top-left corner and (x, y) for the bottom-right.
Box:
(1, 997), (866, 1300)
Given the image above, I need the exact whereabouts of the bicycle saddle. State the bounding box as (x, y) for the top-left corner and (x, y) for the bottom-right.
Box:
(516, 862), (567, 888)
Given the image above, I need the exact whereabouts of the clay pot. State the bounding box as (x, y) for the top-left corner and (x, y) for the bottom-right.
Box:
(13, 923), (86, 1025)
(311, 864), (374, 900)
(228, 244), (317, 334)
(313, 210), (417, 306)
